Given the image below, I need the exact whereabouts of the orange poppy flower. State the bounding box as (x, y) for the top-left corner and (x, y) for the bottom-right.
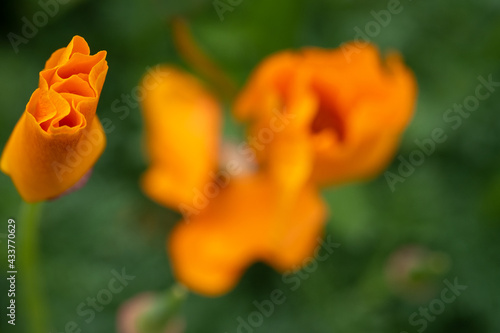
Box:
(1, 35), (108, 202)
(142, 42), (416, 296)
(140, 66), (221, 210)
(234, 43), (417, 187)
(139, 65), (325, 295)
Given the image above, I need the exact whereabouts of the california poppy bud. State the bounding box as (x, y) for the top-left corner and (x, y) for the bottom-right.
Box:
(1, 35), (108, 202)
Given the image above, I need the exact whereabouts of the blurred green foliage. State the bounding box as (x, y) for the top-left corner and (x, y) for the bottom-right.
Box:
(1, 0), (499, 332)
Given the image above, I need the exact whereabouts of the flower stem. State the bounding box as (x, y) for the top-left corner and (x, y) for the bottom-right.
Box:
(137, 283), (189, 333)
(18, 201), (48, 333)
(171, 17), (238, 101)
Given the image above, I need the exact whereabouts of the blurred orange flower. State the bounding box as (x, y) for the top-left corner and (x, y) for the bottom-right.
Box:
(1, 35), (108, 202)
(141, 42), (416, 296)
(140, 65), (326, 295)
(234, 43), (417, 187)
(140, 66), (221, 210)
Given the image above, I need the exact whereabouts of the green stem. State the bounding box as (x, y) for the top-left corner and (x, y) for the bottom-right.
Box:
(137, 283), (189, 333)
(18, 201), (48, 333)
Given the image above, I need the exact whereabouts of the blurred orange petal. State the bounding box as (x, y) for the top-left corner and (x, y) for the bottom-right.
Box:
(140, 66), (221, 210)
(168, 175), (326, 296)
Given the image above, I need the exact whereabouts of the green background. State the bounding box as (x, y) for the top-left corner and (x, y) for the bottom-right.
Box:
(1, 0), (499, 332)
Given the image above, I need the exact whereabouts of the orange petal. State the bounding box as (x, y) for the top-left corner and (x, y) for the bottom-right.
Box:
(1, 114), (105, 202)
(168, 175), (326, 296)
(140, 66), (221, 210)
(44, 35), (90, 69)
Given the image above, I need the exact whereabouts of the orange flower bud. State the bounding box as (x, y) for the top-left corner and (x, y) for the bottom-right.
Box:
(1, 35), (108, 202)
(140, 66), (221, 210)
(234, 43), (417, 186)
(168, 174), (326, 296)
